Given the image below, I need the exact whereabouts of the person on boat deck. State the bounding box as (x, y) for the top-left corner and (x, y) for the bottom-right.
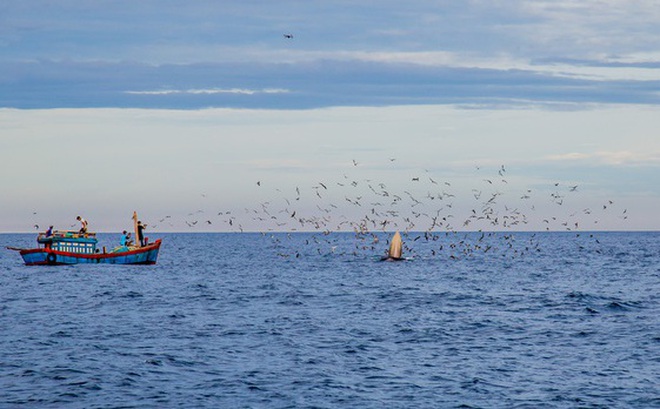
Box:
(137, 221), (147, 246)
(45, 225), (53, 237)
(120, 230), (132, 247)
(76, 215), (88, 235)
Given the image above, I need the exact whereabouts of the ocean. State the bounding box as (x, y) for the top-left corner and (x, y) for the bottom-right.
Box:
(1, 232), (658, 408)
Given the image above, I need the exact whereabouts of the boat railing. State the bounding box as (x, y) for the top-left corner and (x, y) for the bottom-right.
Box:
(38, 230), (97, 240)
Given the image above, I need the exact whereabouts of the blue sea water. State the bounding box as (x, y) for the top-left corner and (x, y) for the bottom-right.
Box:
(0, 232), (658, 408)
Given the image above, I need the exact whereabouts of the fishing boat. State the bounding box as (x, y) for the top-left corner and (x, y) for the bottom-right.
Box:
(7, 212), (162, 266)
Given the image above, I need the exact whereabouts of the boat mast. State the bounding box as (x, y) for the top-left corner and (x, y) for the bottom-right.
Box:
(133, 211), (140, 247)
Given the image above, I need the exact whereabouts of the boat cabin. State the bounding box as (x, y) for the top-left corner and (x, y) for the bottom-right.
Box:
(37, 231), (98, 254)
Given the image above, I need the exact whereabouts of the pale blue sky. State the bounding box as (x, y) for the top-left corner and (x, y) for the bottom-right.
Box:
(2, 1), (659, 232)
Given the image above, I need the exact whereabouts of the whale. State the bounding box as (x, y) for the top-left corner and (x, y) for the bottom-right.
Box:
(381, 231), (406, 261)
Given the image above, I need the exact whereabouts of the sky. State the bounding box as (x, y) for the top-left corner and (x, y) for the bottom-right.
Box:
(2, 0), (660, 233)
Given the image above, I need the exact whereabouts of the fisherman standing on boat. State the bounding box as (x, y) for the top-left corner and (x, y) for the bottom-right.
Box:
(137, 221), (147, 246)
(77, 215), (88, 236)
(45, 225), (53, 237)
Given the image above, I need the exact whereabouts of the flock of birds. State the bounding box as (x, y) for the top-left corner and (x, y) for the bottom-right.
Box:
(148, 159), (627, 260)
(22, 35), (629, 260)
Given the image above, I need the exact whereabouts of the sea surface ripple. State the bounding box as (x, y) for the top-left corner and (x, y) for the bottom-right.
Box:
(1, 232), (658, 408)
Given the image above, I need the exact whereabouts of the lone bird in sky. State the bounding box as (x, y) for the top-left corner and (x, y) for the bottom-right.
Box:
(283, 33), (293, 39)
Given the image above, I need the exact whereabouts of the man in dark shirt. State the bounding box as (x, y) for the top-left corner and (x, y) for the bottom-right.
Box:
(137, 221), (147, 246)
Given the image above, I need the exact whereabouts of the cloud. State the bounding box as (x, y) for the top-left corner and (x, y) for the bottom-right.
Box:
(5, 2), (660, 64)
(309, 50), (660, 81)
(2, 104), (659, 231)
(3, 1), (660, 109)
(125, 88), (290, 96)
(3, 57), (660, 110)
(546, 151), (660, 166)
(245, 159), (317, 172)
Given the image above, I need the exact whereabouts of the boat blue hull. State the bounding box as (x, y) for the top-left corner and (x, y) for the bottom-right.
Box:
(19, 240), (161, 266)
